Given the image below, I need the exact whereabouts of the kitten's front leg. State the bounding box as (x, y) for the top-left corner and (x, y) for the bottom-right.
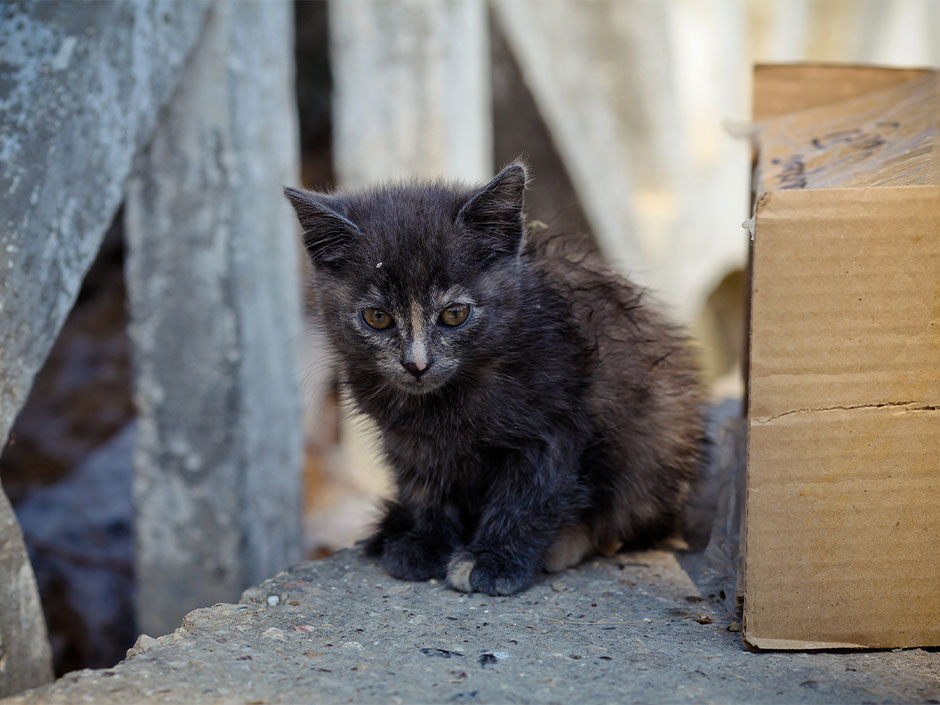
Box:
(365, 499), (460, 582)
(447, 448), (580, 596)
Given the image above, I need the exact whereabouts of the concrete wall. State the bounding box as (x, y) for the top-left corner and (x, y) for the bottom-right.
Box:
(0, 1), (210, 693)
(492, 0), (749, 324)
(125, 1), (304, 637)
(330, 0), (491, 186)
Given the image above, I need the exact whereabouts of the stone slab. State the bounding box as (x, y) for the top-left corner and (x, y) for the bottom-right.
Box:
(4, 548), (938, 704)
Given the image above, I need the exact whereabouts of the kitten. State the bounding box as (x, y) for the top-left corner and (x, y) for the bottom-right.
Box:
(285, 163), (706, 596)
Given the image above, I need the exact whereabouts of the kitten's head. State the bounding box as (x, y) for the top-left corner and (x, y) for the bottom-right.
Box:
(285, 163), (529, 396)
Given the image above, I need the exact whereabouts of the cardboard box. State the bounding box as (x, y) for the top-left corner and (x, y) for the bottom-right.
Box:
(744, 65), (940, 650)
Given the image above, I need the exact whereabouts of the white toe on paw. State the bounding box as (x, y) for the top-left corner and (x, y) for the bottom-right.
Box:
(446, 554), (475, 592)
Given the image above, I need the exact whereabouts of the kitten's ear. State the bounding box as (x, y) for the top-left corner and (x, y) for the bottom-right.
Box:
(456, 162), (528, 259)
(283, 186), (360, 269)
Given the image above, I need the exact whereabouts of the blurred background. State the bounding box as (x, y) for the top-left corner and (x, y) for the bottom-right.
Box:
(1, 0), (938, 681)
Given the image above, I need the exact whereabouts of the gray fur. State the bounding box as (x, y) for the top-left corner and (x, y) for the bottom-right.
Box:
(285, 163), (707, 596)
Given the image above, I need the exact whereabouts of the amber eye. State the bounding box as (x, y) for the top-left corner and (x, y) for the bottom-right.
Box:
(362, 308), (394, 330)
(439, 303), (471, 327)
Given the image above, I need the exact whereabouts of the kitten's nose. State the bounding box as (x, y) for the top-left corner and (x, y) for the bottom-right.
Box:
(401, 358), (431, 379)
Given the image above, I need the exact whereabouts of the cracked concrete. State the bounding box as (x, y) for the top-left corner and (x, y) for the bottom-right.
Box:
(4, 547), (938, 704)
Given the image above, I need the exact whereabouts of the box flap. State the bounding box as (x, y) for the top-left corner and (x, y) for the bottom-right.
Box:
(753, 64), (931, 121)
(755, 72), (939, 194)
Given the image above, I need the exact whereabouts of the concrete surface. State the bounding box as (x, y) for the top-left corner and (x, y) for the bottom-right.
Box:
(5, 547), (938, 704)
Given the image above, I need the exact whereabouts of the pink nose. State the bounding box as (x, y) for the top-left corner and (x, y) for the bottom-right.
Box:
(401, 359), (430, 378)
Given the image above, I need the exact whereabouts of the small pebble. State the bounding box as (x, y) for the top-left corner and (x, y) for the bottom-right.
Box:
(267, 595), (280, 606)
(727, 621), (742, 632)
(550, 582), (567, 592)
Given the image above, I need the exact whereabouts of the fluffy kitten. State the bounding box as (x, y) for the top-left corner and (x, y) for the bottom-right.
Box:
(285, 163), (706, 596)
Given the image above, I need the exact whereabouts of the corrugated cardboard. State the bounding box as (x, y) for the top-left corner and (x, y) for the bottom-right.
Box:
(744, 65), (940, 650)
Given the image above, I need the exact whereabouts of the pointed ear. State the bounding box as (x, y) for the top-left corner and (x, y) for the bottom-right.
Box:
(456, 162), (528, 259)
(283, 186), (361, 269)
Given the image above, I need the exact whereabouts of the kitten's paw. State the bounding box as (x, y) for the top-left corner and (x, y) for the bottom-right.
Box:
(381, 534), (448, 582)
(363, 500), (414, 556)
(446, 550), (534, 596)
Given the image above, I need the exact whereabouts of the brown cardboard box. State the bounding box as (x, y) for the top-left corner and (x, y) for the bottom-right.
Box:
(744, 65), (940, 650)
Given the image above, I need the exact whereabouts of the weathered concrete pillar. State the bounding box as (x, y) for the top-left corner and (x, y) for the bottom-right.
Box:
(325, 0), (492, 530)
(330, 0), (491, 185)
(0, 1), (209, 694)
(124, 2), (303, 636)
(0, 490), (51, 694)
(492, 0), (748, 322)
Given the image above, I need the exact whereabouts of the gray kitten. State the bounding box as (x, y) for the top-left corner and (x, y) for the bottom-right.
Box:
(285, 162), (706, 595)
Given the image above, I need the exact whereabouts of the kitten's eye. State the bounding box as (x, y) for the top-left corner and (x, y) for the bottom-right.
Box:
(362, 308), (394, 330)
(439, 303), (471, 327)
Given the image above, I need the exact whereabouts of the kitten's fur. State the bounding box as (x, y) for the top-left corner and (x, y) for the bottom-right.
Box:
(285, 163), (706, 596)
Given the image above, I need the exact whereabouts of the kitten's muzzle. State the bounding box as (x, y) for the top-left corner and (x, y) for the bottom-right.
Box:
(401, 357), (433, 379)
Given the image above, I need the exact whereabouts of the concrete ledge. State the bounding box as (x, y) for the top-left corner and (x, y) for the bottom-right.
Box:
(4, 548), (939, 704)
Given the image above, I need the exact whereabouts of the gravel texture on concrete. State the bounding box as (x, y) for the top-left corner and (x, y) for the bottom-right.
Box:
(4, 547), (939, 705)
